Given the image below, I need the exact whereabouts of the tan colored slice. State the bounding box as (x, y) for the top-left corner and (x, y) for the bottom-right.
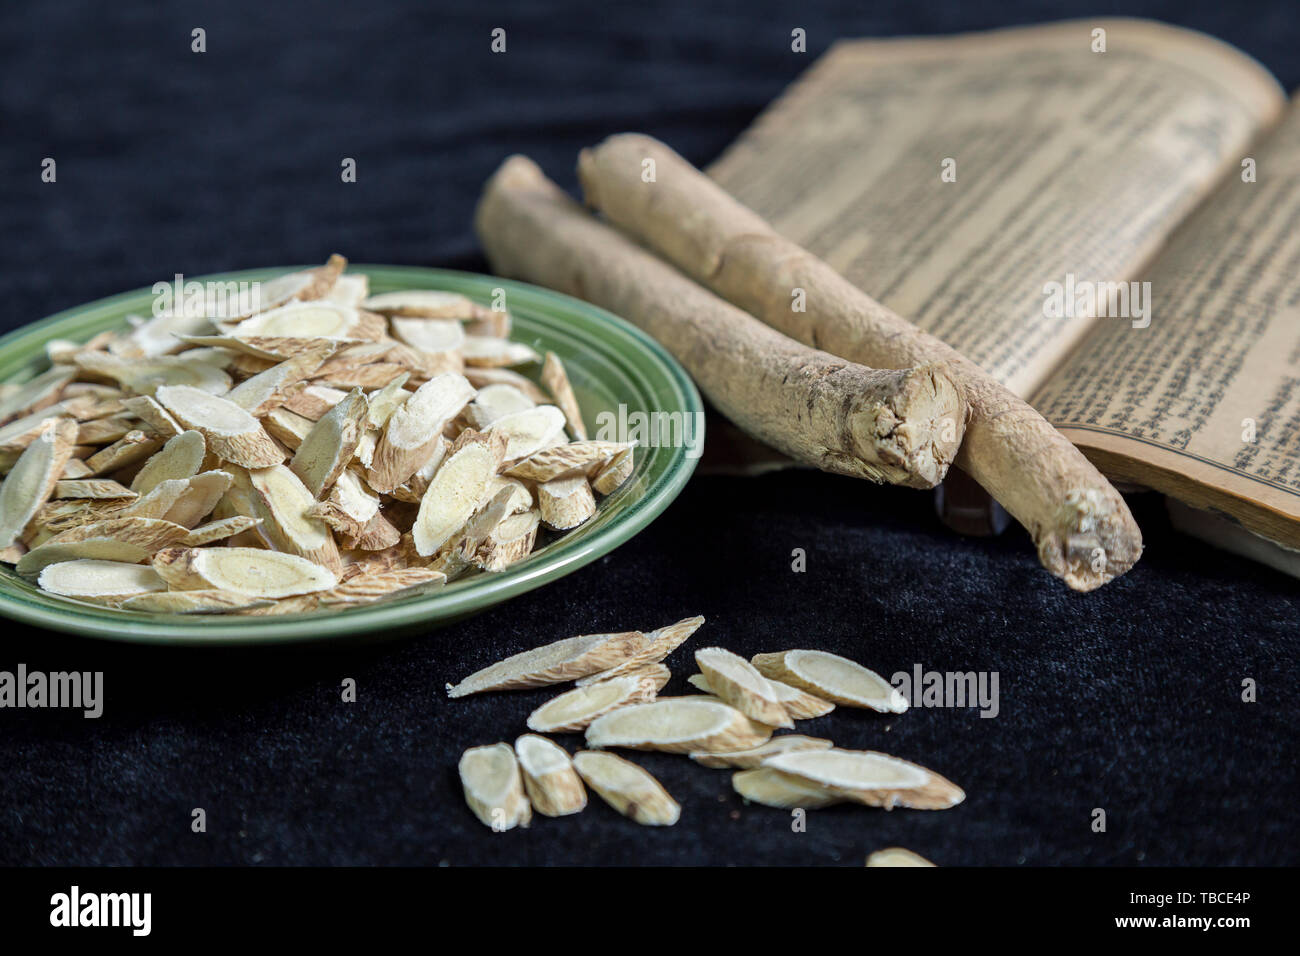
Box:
(208, 255), (344, 323)
(572, 751), (679, 826)
(151, 546), (336, 597)
(0, 366), (76, 426)
(471, 507), (539, 572)
(280, 383), (346, 421)
(761, 749), (965, 810)
(584, 697), (772, 754)
(464, 383), (534, 429)
(246, 464), (342, 573)
(61, 459), (92, 479)
(130, 430), (206, 494)
(120, 589), (275, 614)
(75, 352), (232, 396)
(37, 559), (167, 604)
(617, 661), (672, 694)
(225, 344), (333, 416)
(412, 429), (503, 556)
(446, 629), (645, 698)
(230, 300), (361, 340)
(322, 273), (368, 307)
(866, 847), (937, 867)
(54, 479), (137, 500)
(688, 672), (834, 720)
(364, 375), (410, 429)
(696, 646), (794, 729)
(262, 406), (315, 450)
(74, 415), (135, 445)
(514, 735), (586, 817)
(121, 470), (230, 528)
(121, 396), (182, 438)
(369, 373), (474, 493)
(540, 351), (587, 440)
(183, 514), (261, 546)
(290, 387), (366, 496)
(464, 367), (550, 403)
(575, 615), (704, 685)
(16, 516), (189, 575)
(731, 767), (845, 809)
(752, 649), (908, 713)
(505, 440), (628, 483)
(0, 418), (78, 548)
(318, 567), (446, 606)
(485, 405), (566, 462)
(155, 385), (284, 468)
(691, 734), (833, 770)
(363, 290), (486, 319)
(538, 476), (596, 531)
(459, 742), (532, 831)
(84, 431), (163, 475)
(461, 336), (540, 368)
(526, 674), (657, 734)
(390, 316), (465, 353)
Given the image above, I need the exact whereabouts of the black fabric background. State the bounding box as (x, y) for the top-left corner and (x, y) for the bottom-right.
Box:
(0, 0), (1296, 866)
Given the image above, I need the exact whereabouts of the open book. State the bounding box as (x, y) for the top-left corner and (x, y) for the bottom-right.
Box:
(708, 18), (1300, 572)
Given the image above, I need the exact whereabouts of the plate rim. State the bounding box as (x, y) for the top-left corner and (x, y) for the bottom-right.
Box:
(0, 264), (702, 646)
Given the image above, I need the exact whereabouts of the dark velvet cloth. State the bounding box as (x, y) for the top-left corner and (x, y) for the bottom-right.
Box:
(0, 0), (1295, 866)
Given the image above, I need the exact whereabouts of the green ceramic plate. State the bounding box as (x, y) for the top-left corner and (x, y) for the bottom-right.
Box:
(0, 265), (702, 645)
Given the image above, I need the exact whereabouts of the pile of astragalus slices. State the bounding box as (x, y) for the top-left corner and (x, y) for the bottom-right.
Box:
(0, 255), (633, 614)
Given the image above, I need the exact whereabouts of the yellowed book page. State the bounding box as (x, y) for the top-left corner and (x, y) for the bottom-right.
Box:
(1034, 103), (1300, 547)
(709, 18), (1283, 397)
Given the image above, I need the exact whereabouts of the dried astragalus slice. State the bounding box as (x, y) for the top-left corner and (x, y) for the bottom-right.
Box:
(696, 646), (794, 729)
(121, 470), (230, 528)
(230, 300), (363, 340)
(390, 316), (465, 353)
(120, 589), (274, 614)
(182, 514), (261, 546)
(617, 661), (672, 694)
(866, 847), (937, 867)
(0, 366), (76, 426)
(318, 567), (446, 607)
(752, 649), (908, 714)
(584, 697), (772, 754)
(363, 289), (488, 320)
(225, 344), (333, 416)
(540, 351), (587, 440)
(369, 373), (474, 493)
(576, 615), (704, 685)
(53, 479), (137, 500)
(472, 507), (539, 572)
(84, 430), (163, 475)
(412, 429), (503, 557)
(514, 735), (586, 817)
(0, 418), (78, 549)
(572, 751), (679, 826)
(690, 734), (833, 770)
(485, 404), (566, 462)
(75, 352), (232, 396)
(464, 383), (534, 429)
(538, 476), (596, 531)
(461, 336), (540, 368)
(761, 749), (964, 810)
(731, 767), (844, 809)
(130, 430), (206, 494)
(289, 387), (366, 496)
(245, 464), (342, 574)
(505, 440), (628, 483)
(155, 385), (284, 468)
(37, 559), (166, 604)
(688, 672), (834, 720)
(120, 395), (182, 438)
(16, 516), (189, 575)
(152, 546), (337, 598)
(459, 742), (532, 831)
(262, 407), (315, 451)
(526, 674), (657, 734)
(210, 255), (344, 324)
(446, 630), (645, 698)
(464, 366), (550, 403)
